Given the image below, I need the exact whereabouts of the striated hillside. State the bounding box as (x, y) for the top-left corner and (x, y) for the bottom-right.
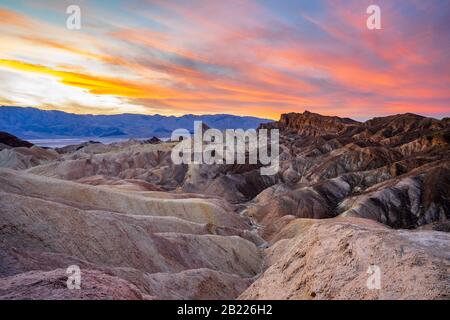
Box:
(251, 111), (450, 234)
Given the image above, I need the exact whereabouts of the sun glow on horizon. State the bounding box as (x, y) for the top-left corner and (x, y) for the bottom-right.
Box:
(0, 0), (448, 120)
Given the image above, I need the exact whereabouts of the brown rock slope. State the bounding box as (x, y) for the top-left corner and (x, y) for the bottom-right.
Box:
(26, 138), (278, 203)
(0, 132), (59, 170)
(240, 218), (450, 300)
(247, 111), (450, 236)
(0, 269), (149, 300)
(0, 168), (262, 299)
(0, 146), (59, 170)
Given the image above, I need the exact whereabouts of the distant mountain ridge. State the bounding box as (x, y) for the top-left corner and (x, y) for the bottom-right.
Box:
(0, 106), (272, 139)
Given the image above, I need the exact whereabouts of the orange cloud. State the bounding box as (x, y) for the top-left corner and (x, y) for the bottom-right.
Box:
(0, 59), (175, 99)
(0, 8), (34, 27)
(0, 1), (448, 120)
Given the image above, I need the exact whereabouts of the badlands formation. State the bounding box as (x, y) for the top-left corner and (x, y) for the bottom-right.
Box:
(0, 111), (449, 300)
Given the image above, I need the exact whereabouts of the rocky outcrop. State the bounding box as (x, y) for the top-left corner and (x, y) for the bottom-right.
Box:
(29, 142), (178, 181)
(0, 146), (59, 170)
(142, 268), (252, 299)
(144, 136), (162, 144)
(180, 163), (278, 203)
(0, 132), (33, 149)
(56, 141), (102, 154)
(339, 162), (450, 228)
(247, 112), (450, 234)
(260, 111), (359, 137)
(0, 269), (149, 300)
(240, 218), (450, 300)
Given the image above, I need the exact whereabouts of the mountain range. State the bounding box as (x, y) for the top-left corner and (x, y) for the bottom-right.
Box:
(0, 106), (271, 139)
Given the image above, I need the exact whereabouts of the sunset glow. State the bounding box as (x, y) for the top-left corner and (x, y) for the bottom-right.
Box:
(0, 0), (449, 120)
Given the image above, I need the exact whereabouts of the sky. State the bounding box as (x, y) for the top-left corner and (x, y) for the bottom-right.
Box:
(0, 0), (449, 120)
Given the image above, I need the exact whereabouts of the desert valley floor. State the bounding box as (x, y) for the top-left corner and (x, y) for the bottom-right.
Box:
(0, 111), (449, 299)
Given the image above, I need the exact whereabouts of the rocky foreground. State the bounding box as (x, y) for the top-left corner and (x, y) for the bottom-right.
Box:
(0, 111), (449, 299)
